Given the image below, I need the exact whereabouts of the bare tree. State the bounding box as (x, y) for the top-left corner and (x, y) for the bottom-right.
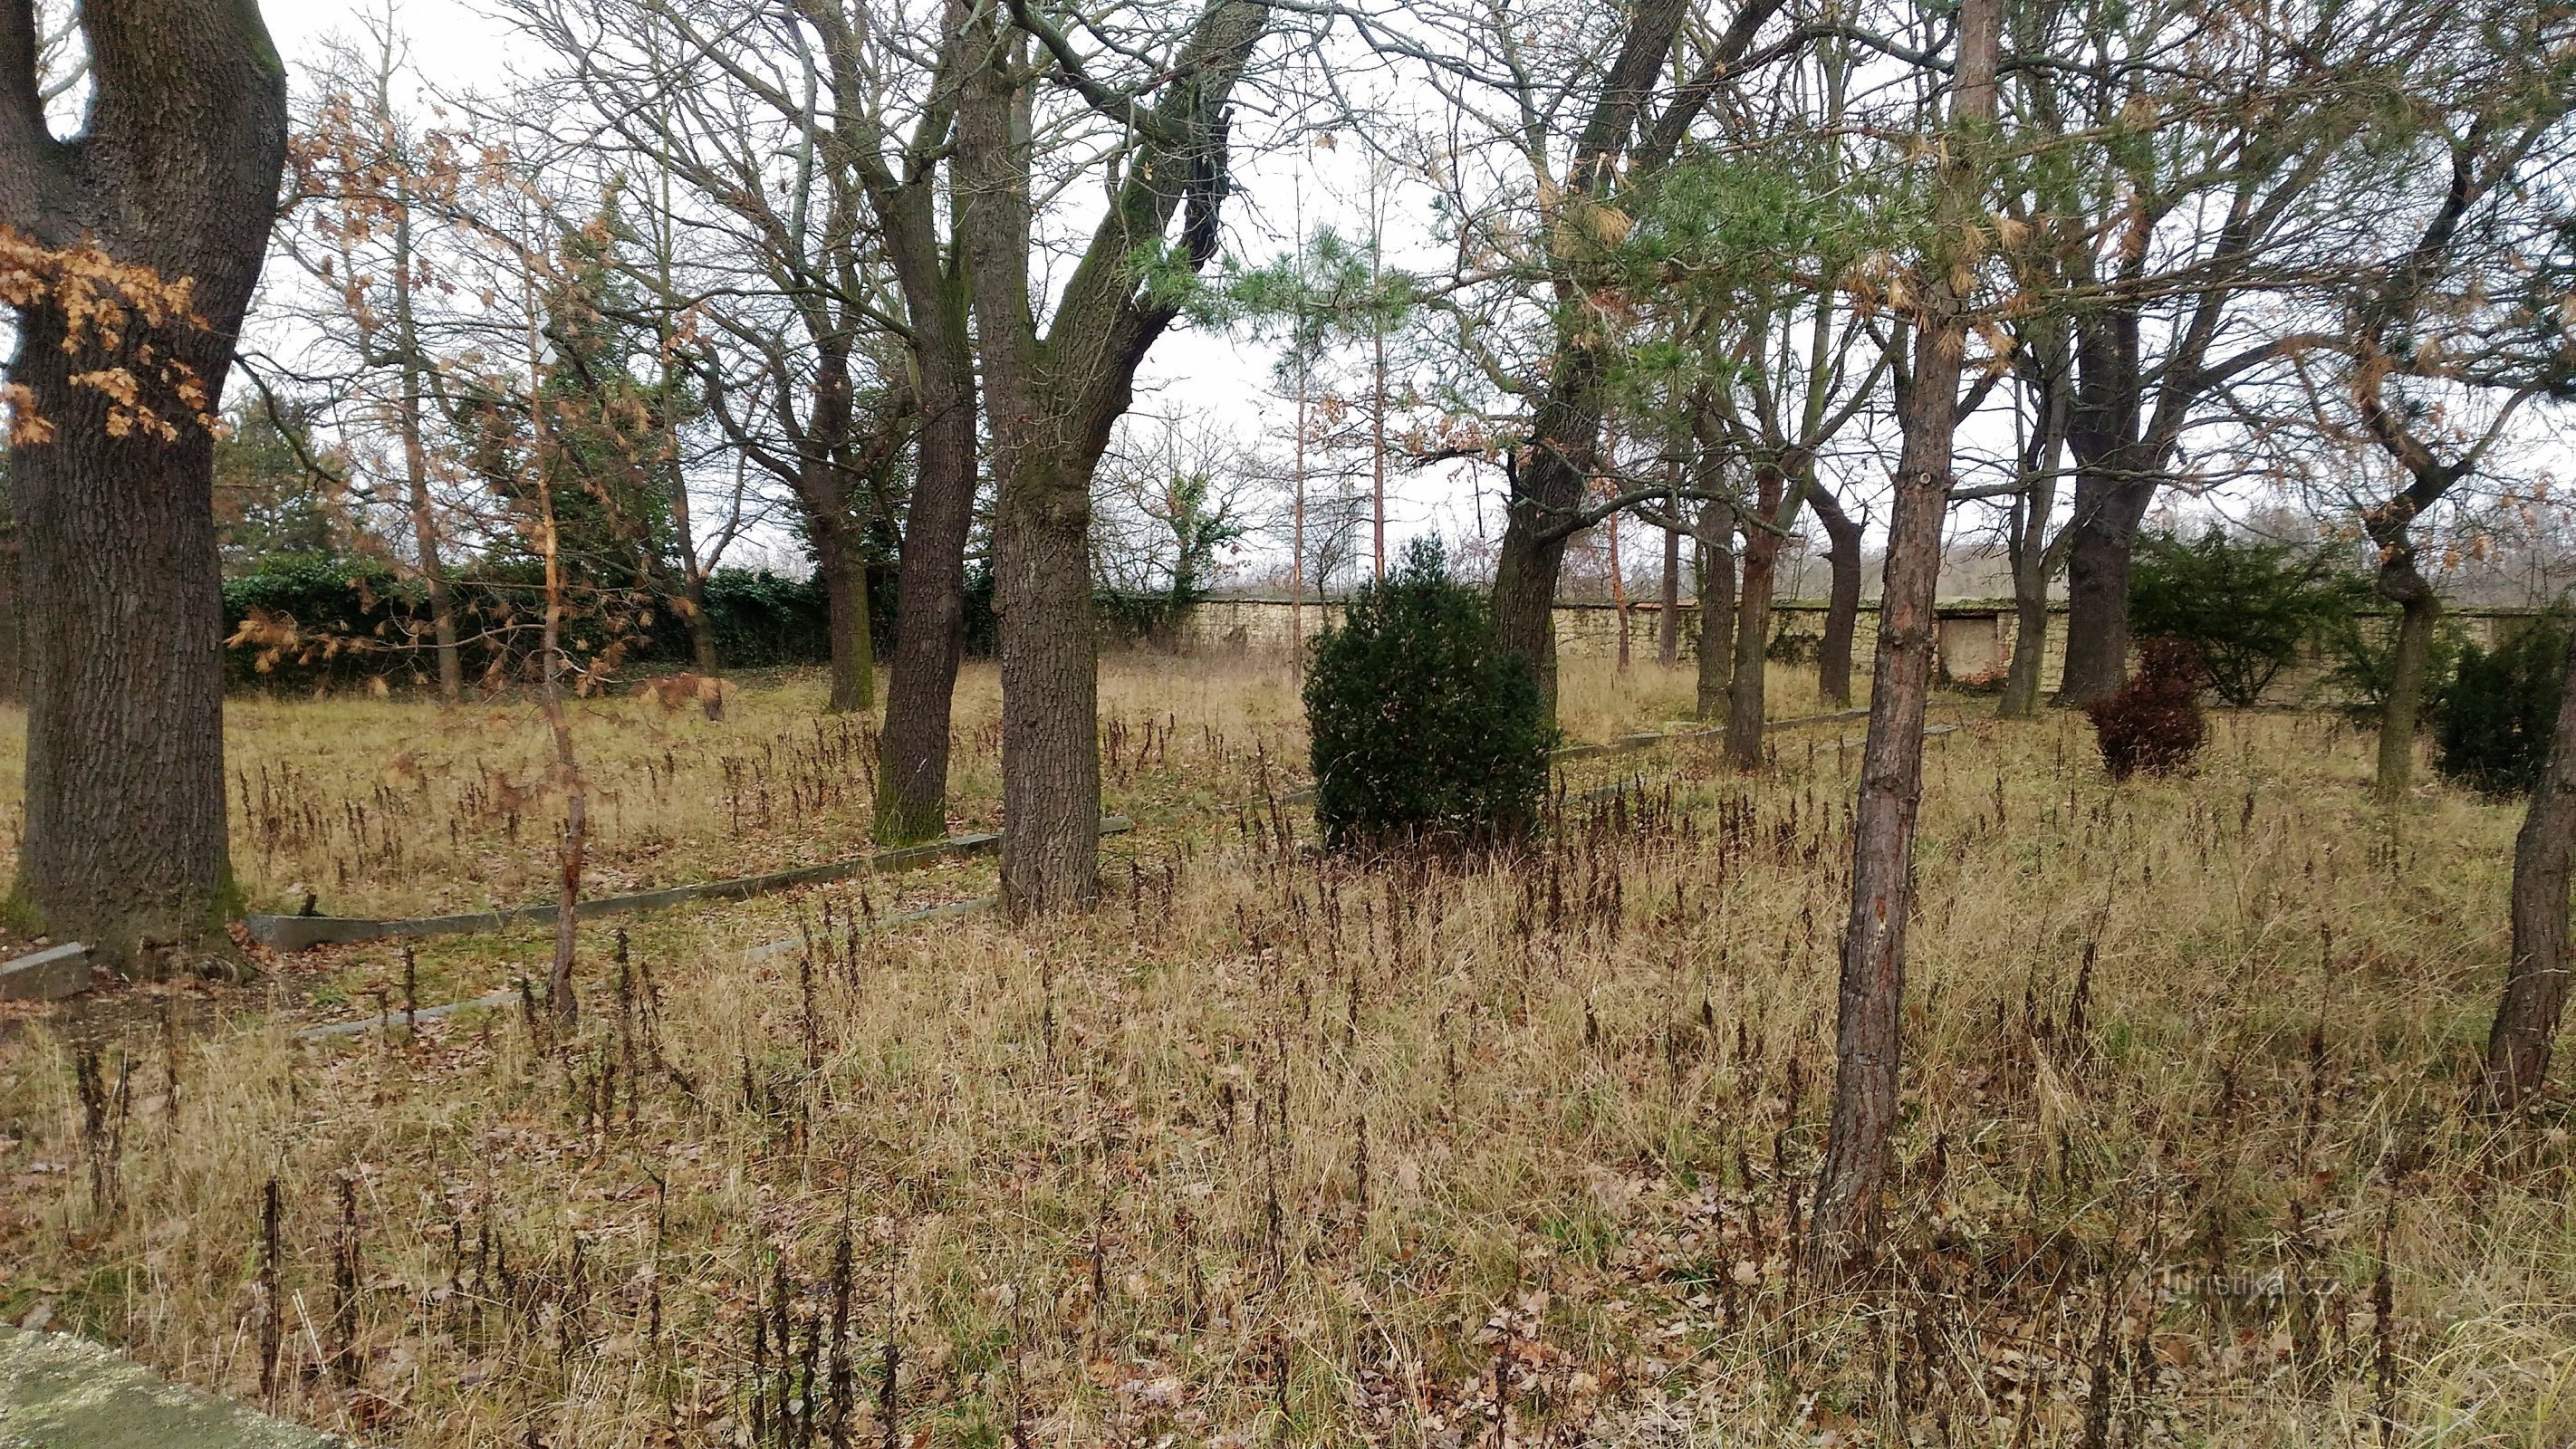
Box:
(957, 0), (1276, 915)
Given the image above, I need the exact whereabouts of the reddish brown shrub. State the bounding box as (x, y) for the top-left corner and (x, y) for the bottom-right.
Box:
(2085, 638), (2208, 781)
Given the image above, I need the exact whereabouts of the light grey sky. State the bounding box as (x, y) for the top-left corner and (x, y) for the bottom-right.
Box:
(253, 0), (1505, 588)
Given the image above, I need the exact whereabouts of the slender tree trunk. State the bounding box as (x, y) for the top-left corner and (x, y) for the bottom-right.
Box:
(1725, 465), (1786, 768)
(1697, 495), (1736, 721)
(1812, 0), (1998, 1272)
(0, 1), (288, 971)
(870, 135), (980, 840)
(1291, 355), (1308, 676)
(1658, 464), (1681, 667)
(2375, 581), (2437, 801)
(2003, 582), (2050, 719)
(2487, 625), (2576, 1110)
(1811, 485), (1863, 706)
(1609, 497), (1630, 671)
(875, 267), (977, 843)
(1370, 313), (1387, 581)
(393, 197), (463, 703)
(539, 504), (585, 1029)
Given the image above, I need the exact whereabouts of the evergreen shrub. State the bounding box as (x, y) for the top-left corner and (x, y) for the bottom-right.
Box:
(1304, 540), (1554, 850)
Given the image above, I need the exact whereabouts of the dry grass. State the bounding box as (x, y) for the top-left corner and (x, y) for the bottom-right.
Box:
(4, 669), (2574, 1448)
(0, 655), (1713, 921)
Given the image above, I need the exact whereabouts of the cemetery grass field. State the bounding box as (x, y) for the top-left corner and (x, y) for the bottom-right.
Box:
(1, 657), (2572, 1446)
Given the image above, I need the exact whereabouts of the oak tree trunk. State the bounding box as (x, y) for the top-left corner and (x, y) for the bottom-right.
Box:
(0, 482), (21, 702)
(955, 0), (1269, 916)
(812, 506), (876, 715)
(2487, 624), (2576, 1110)
(0, 1), (289, 970)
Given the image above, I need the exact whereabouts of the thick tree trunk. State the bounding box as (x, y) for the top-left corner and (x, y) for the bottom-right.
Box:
(1696, 495), (1736, 721)
(2487, 626), (2576, 1110)
(1724, 466), (1785, 769)
(1811, 485), (1863, 706)
(2375, 582), (2437, 802)
(2058, 471), (2157, 705)
(1490, 398), (1593, 719)
(992, 442), (1103, 914)
(0, 0), (289, 971)
(812, 507), (876, 715)
(955, 0), (1268, 916)
(1811, 0), (1997, 1272)
(8, 316), (242, 966)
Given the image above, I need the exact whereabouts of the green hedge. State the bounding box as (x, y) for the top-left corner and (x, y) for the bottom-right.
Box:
(221, 555), (835, 691)
(222, 555), (1200, 692)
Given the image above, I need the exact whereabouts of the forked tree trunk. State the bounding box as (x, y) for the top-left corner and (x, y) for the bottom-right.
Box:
(1811, 484), (1862, 706)
(1482, 0), (1693, 717)
(1696, 496), (1736, 721)
(2375, 581), (2437, 802)
(1811, 0), (1998, 1272)
(0, 1), (288, 971)
(2487, 625), (2576, 1110)
(955, 0), (1269, 916)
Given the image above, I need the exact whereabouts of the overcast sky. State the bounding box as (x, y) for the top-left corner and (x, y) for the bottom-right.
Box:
(247, 0), (1514, 588)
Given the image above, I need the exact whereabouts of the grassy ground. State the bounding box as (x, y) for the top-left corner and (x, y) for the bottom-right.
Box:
(2, 659), (2571, 1447)
(0, 656), (1760, 922)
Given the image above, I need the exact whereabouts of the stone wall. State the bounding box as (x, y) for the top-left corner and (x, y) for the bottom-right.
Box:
(1169, 595), (2552, 701)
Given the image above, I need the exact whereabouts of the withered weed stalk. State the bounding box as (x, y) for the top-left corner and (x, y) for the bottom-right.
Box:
(0, 675), (2567, 1446)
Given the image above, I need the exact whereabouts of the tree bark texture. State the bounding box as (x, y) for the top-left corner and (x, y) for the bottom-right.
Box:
(1658, 488), (1681, 667)
(1483, 0), (1692, 717)
(2375, 585), (2437, 801)
(0, 1), (289, 968)
(2488, 625), (2576, 1109)
(956, 0), (1270, 916)
(873, 258), (976, 845)
(1696, 494), (1736, 721)
(0, 480), (22, 702)
(1725, 464), (1786, 769)
(1810, 484), (1863, 706)
(1811, 0), (1998, 1271)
